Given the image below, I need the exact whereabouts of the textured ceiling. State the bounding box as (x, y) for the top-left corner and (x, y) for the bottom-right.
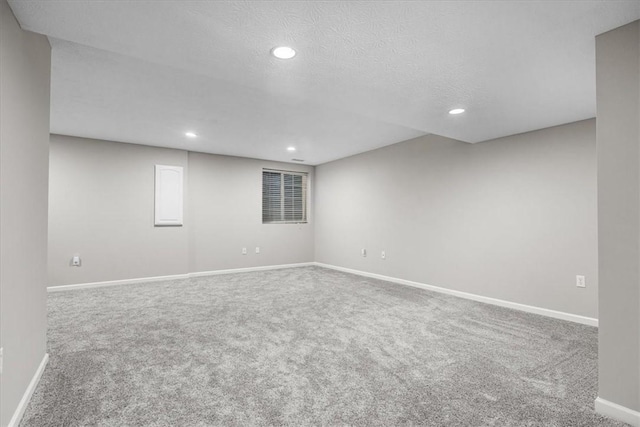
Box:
(8, 1), (640, 165)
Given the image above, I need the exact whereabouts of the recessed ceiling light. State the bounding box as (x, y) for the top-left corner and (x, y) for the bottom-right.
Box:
(185, 132), (197, 138)
(448, 108), (465, 115)
(287, 146), (296, 152)
(272, 46), (296, 59)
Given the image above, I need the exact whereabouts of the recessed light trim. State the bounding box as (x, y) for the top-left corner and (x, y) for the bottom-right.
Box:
(287, 146), (296, 152)
(185, 132), (198, 138)
(449, 108), (465, 115)
(272, 46), (296, 59)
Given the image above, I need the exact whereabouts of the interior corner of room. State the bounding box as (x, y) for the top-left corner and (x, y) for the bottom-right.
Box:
(1, 0), (640, 426)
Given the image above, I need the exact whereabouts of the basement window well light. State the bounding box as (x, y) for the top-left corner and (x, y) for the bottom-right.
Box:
(272, 46), (296, 59)
(185, 132), (197, 138)
(448, 108), (465, 115)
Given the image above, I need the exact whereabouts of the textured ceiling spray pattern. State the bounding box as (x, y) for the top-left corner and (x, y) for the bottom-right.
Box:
(7, 0), (640, 164)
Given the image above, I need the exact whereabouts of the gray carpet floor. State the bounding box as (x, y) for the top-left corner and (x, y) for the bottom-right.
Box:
(21, 266), (625, 426)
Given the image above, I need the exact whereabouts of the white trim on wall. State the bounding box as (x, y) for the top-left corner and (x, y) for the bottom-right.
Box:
(595, 397), (640, 426)
(8, 353), (49, 427)
(47, 263), (315, 292)
(314, 263), (599, 327)
(47, 273), (191, 292)
(47, 261), (598, 327)
(188, 263), (315, 278)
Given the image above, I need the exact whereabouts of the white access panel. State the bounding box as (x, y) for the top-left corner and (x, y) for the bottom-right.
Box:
(154, 165), (183, 226)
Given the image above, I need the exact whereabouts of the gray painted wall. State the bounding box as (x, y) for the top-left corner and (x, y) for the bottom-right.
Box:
(596, 21), (640, 413)
(49, 135), (189, 286)
(48, 135), (314, 286)
(188, 152), (314, 273)
(0, 1), (51, 424)
(315, 119), (598, 319)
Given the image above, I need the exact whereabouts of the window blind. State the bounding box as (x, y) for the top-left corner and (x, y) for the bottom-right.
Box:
(262, 169), (308, 223)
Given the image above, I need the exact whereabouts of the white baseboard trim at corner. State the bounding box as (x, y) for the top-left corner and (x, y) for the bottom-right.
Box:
(8, 353), (49, 427)
(314, 263), (599, 327)
(45, 261), (598, 327)
(595, 397), (640, 426)
(47, 262), (316, 292)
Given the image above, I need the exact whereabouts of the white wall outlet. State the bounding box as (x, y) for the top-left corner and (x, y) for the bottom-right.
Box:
(242, 248), (247, 255)
(72, 255), (81, 266)
(576, 275), (586, 288)
(381, 250), (386, 260)
(255, 246), (260, 254)
(361, 248), (367, 257)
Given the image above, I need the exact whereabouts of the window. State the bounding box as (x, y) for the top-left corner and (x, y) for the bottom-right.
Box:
(262, 169), (308, 223)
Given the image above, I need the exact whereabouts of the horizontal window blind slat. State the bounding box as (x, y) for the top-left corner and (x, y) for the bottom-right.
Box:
(262, 169), (308, 223)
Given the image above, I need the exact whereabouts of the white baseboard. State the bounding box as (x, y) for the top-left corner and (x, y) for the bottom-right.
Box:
(47, 273), (191, 292)
(314, 263), (599, 327)
(47, 262), (315, 292)
(7, 353), (49, 427)
(595, 397), (640, 426)
(46, 261), (598, 327)
(189, 262), (315, 278)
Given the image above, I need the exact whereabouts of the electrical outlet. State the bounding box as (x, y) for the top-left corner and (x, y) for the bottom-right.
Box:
(381, 250), (386, 260)
(361, 248), (367, 257)
(72, 255), (81, 267)
(242, 248), (247, 255)
(255, 247), (260, 254)
(576, 275), (586, 288)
